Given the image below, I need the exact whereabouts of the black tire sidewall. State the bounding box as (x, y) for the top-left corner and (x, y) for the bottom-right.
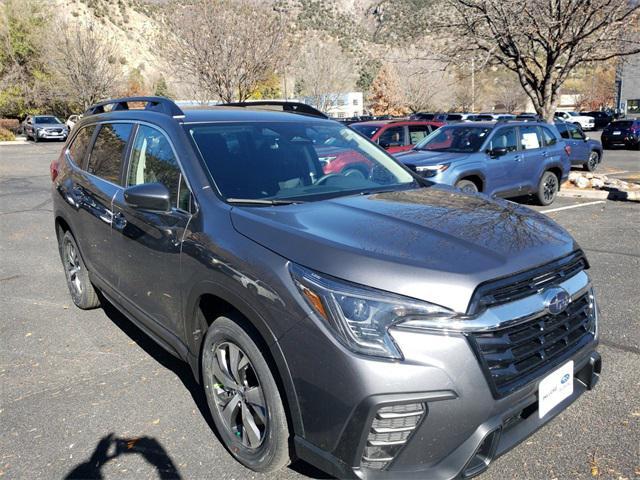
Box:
(201, 317), (290, 473)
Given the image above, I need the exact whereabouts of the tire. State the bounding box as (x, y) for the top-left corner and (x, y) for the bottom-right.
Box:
(455, 179), (479, 194)
(58, 230), (100, 309)
(584, 151), (600, 172)
(201, 316), (290, 473)
(536, 171), (559, 206)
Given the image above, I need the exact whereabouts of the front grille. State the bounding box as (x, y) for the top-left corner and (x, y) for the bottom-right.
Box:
(467, 251), (587, 314)
(468, 292), (595, 398)
(360, 403), (425, 470)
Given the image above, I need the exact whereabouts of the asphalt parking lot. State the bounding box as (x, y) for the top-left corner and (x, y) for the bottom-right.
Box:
(1, 141), (639, 480)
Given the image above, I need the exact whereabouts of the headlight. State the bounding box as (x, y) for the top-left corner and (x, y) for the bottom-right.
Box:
(290, 264), (455, 359)
(415, 163), (450, 177)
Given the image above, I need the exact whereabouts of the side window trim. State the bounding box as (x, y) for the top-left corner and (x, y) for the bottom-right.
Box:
(124, 121), (195, 214)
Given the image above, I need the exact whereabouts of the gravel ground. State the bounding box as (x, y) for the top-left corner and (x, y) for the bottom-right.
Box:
(1, 141), (638, 480)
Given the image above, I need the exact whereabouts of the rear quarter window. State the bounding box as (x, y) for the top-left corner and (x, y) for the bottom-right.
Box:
(540, 127), (558, 146)
(68, 125), (96, 167)
(87, 123), (133, 184)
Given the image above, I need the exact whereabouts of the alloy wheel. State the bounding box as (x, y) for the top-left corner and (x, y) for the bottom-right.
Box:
(543, 174), (558, 202)
(64, 239), (83, 295)
(207, 342), (268, 449)
(587, 152), (598, 171)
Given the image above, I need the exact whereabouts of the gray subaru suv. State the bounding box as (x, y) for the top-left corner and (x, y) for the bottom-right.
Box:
(52, 97), (601, 479)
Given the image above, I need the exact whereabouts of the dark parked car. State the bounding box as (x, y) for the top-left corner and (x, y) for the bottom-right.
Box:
(601, 119), (640, 149)
(580, 111), (612, 130)
(52, 97), (601, 480)
(22, 115), (69, 142)
(555, 121), (603, 171)
(395, 121), (571, 205)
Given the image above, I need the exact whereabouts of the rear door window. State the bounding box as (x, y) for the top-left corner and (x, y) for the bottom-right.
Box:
(87, 123), (133, 184)
(68, 125), (96, 167)
(127, 124), (189, 210)
(409, 125), (430, 144)
(556, 124), (570, 139)
(519, 126), (542, 150)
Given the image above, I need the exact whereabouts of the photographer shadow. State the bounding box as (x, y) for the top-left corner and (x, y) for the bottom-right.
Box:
(65, 433), (181, 479)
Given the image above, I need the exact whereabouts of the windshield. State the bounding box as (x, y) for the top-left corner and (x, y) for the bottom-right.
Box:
(35, 116), (61, 124)
(186, 121), (418, 203)
(350, 124), (381, 138)
(567, 112), (580, 117)
(414, 125), (491, 153)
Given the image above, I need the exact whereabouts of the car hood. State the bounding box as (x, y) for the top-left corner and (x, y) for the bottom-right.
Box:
(394, 149), (471, 166)
(230, 187), (578, 313)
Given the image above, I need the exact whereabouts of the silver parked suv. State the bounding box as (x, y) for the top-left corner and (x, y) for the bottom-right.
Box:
(52, 97), (601, 479)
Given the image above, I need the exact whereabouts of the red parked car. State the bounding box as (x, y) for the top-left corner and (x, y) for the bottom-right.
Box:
(350, 120), (443, 153)
(316, 120), (443, 178)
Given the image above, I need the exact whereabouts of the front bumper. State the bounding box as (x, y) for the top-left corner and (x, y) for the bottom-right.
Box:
(36, 130), (67, 140)
(281, 271), (600, 479)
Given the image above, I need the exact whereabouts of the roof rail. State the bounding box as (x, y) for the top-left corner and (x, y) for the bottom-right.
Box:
(220, 101), (328, 119)
(84, 96), (184, 118)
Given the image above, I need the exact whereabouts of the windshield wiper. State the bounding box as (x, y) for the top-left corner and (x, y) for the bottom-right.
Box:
(226, 198), (305, 206)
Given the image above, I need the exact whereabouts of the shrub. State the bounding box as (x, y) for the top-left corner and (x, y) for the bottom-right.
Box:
(0, 119), (20, 133)
(0, 127), (16, 141)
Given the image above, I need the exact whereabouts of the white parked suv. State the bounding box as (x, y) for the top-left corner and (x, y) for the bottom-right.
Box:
(554, 111), (595, 131)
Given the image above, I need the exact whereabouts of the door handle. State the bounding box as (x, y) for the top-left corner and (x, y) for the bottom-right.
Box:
(542, 151), (549, 157)
(514, 155), (522, 162)
(113, 212), (127, 230)
(99, 210), (113, 225)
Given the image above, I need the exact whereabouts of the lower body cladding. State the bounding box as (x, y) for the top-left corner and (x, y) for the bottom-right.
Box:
(603, 134), (639, 148)
(280, 318), (600, 480)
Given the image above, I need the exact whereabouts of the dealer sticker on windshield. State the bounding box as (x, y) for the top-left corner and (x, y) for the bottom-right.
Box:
(538, 361), (573, 419)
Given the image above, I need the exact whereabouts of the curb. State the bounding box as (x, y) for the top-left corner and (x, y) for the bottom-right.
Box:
(0, 137), (28, 146)
(558, 189), (640, 202)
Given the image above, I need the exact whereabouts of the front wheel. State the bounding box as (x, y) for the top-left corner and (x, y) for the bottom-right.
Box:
(201, 316), (291, 473)
(536, 171), (559, 206)
(584, 151), (600, 172)
(455, 179), (479, 194)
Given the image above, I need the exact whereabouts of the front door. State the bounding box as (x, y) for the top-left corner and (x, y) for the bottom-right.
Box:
(111, 124), (193, 335)
(485, 126), (521, 197)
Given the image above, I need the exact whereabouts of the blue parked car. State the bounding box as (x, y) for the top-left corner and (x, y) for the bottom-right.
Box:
(395, 121), (571, 205)
(555, 121), (603, 171)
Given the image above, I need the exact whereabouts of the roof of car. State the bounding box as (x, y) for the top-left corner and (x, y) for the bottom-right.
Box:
(180, 107), (335, 123)
(350, 119), (439, 127)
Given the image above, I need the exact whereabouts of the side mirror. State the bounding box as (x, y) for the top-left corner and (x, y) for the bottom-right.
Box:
(584, 136), (590, 141)
(124, 183), (171, 212)
(487, 147), (508, 157)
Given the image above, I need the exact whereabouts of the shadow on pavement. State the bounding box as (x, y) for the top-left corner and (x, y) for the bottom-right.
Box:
(65, 433), (181, 479)
(99, 298), (333, 479)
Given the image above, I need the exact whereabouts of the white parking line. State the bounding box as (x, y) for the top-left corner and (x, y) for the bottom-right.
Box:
(541, 200), (606, 214)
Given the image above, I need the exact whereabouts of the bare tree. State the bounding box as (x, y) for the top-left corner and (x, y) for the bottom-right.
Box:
(295, 38), (355, 112)
(440, 0), (640, 121)
(492, 75), (527, 112)
(47, 22), (120, 109)
(397, 59), (449, 113)
(159, 0), (289, 103)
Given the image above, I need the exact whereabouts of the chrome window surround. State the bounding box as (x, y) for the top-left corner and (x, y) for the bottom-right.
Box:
(398, 271), (592, 333)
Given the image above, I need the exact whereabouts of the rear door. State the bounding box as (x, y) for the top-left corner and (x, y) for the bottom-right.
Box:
(565, 123), (589, 164)
(76, 122), (133, 289)
(484, 126), (521, 196)
(518, 125), (545, 191)
(111, 123), (193, 335)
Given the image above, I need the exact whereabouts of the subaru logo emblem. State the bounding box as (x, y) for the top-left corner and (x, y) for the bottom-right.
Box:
(561, 374), (570, 384)
(543, 287), (571, 315)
